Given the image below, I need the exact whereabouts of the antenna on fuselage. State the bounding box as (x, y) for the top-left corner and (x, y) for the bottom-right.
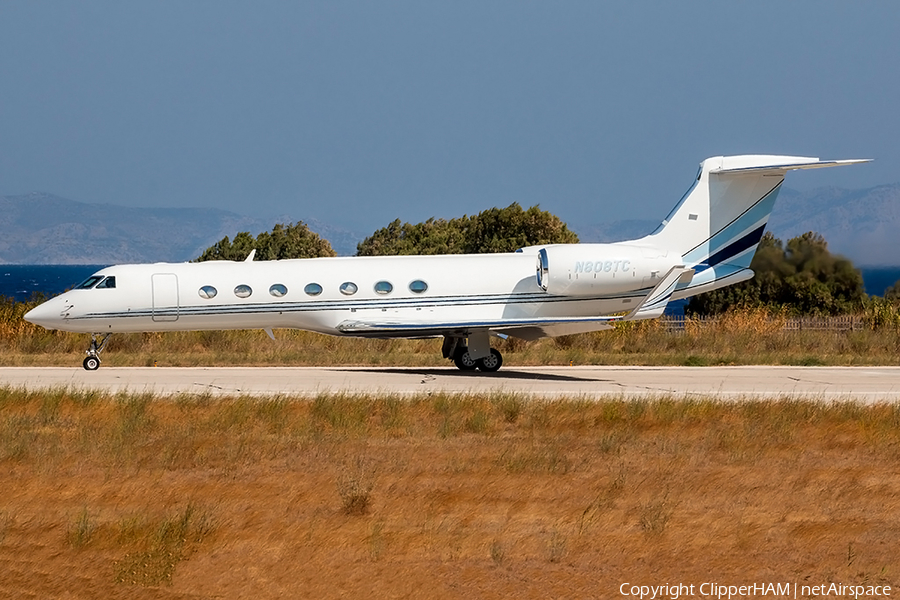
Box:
(244, 249), (256, 262)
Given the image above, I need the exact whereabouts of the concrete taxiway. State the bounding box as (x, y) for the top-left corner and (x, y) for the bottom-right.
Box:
(1, 366), (899, 401)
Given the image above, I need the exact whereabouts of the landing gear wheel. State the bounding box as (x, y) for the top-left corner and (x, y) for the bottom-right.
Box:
(453, 347), (478, 371)
(477, 348), (503, 373)
(82, 333), (112, 370)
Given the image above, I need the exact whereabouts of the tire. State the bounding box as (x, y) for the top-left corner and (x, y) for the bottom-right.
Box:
(83, 356), (100, 371)
(477, 348), (503, 373)
(453, 347), (478, 371)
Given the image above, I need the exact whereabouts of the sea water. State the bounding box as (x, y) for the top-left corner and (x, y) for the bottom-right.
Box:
(2, 264), (899, 304)
(1, 265), (107, 301)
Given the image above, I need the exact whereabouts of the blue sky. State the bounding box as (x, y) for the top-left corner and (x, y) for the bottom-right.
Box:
(1, 2), (896, 231)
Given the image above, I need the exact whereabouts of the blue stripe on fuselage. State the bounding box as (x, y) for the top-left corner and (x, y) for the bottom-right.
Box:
(706, 223), (766, 268)
(691, 223), (767, 274)
(682, 182), (781, 265)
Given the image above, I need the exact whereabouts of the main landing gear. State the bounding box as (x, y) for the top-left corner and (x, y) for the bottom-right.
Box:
(83, 333), (111, 371)
(456, 347), (502, 372)
(442, 335), (503, 373)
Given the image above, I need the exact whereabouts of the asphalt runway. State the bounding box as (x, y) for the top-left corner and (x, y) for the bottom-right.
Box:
(1, 366), (899, 401)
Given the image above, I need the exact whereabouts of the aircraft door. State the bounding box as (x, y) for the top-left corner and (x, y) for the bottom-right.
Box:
(151, 273), (180, 322)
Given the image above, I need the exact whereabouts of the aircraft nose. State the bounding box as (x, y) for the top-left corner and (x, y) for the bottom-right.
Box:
(24, 298), (67, 330)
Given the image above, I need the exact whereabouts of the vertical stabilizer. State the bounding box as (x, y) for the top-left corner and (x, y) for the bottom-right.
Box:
(636, 155), (869, 296)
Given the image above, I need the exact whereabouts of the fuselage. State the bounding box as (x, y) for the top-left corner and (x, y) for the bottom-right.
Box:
(20, 154), (868, 373)
(24, 244), (679, 336)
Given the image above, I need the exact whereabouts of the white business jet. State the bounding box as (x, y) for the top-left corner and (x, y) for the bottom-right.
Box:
(25, 155), (867, 372)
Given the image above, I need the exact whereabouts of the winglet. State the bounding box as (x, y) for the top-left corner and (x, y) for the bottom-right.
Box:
(624, 266), (692, 321)
(245, 249), (257, 262)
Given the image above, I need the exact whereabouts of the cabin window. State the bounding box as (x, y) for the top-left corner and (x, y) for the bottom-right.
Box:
(198, 285), (217, 299)
(269, 284), (288, 297)
(374, 281), (393, 295)
(339, 282), (358, 296)
(409, 280), (428, 294)
(304, 283), (323, 296)
(76, 276), (104, 290)
(234, 284), (252, 298)
(95, 276), (116, 289)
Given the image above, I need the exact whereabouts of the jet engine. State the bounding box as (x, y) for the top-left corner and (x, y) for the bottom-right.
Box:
(536, 244), (679, 296)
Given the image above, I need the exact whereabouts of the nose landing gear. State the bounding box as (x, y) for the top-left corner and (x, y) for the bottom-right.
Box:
(83, 333), (112, 371)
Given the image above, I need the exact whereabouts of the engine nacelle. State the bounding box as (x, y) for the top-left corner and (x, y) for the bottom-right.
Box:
(536, 243), (680, 296)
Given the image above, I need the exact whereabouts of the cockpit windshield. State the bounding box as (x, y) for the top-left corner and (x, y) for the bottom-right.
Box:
(76, 275), (104, 290)
(95, 276), (116, 289)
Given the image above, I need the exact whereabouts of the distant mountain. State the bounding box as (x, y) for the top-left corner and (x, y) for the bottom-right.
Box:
(0, 192), (358, 264)
(3, 184), (898, 265)
(572, 184), (900, 267)
(570, 219), (658, 244)
(767, 184), (900, 266)
(301, 218), (364, 257)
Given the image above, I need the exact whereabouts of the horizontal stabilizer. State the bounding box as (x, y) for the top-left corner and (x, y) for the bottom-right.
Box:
(710, 158), (870, 175)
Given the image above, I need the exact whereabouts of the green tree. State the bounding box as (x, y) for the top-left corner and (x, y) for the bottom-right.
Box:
(686, 231), (866, 316)
(356, 203), (578, 256)
(195, 222), (336, 262)
(885, 280), (900, 302)
(356, 218), (467, 256)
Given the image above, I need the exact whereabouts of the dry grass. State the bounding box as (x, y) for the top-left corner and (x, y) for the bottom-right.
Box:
(1, 389), (899, 598)
(3, 298), (900, 367)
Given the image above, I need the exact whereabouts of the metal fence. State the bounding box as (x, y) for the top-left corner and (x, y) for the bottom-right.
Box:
(661, 315), (866, 332)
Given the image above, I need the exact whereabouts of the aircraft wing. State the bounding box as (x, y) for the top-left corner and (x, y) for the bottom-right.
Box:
(336, 266), (691, 340)
(336, 314), (622, 339)
(628, 266), (694, 320)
